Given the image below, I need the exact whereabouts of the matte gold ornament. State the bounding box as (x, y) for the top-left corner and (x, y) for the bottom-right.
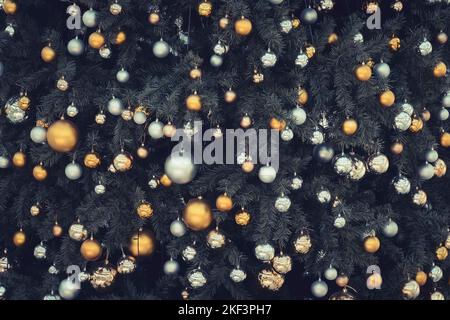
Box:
(234, 17), (252, 36)
(80, 238), (102, 261)
(355, 64), (372, 81)
(33, 164), (48, 181)
(297, 87), (308, 105)
(224, 89), (237, 103)
(137, 145), (149, 159)
(113, 151), (133, 172)
(114, 31), (126, 45)
(198, 1), (212, 17)
(148, 12), (160, 25)
(160, 174), (172, 187)
(186, 93), (202, 111)
(436, 246), (448, 261)
(3, 0), (17, 15)
(128, 229), (155, 257)
(12, 151), (26, 168)
(216, 193), (233, 212)
(13, 229), (26, 247)
(90, 265), (117, 290)
(389, 36), (401, 52)
(364, 236), (380, 253)
(342, 118), (358, 135)
(84, 152), (101, 168)
(121, 109), (133, 121)
(235, 210), (251, 226)
(415, 270), (427, 286)
(294, 234), (312, 254)
(258, 269), (285, 291)
(409, 117), (423, 133)
(52, 223), (63, 237)
(219, 15), (230, 29)
(136, 202), (153, 219)
(47, 120), (78, 152)
(41, 46), (56, 63)
(241, 160), (254, 173)
(189, 67), (202, 79)
(183, 197), (213, 231)
(18, 95), (31, 110)
(336, 274), (349, 287)
(328, 32), (338, 44)
(440, 132), (450, 148)
(433, 62), (447, 78)
(379, 90), (395, 107)
(391, 141), (403, 155)
(437, 31), (448, 45)
(88, 31), (105, 49)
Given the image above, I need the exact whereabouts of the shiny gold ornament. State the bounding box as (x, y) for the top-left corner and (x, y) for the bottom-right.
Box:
(148, 12), (160, 25)
(436, 246), (448, 261)
(235, 210), (250, 226)
(41, 46), (56, 63)
(163, 123), (177, 138)
(113, 152), (133, 172)
(84, 152), (101, 168)
(437, 31), (448, 45)
(391, 1), (403, 12)
(80, 238), (102, 261)
(269, 118), (286, 131)
(13, 229), (26, 247)
(336, 274), (349, 287)
(109, 2), (122, 15)
(241, 160), (254, 173)
(47, 120), (78, 152)
(216, 193), (233, 212)
(297, 87), (308, 105)
(160, 174), (172, 187)
(52, 223), (63, 237)
(355, 64), (372, 81)
(389, 36), (401, 52)
(114, 31), (126, 45)
(33, 164), (48, 181)
(421, 109), (431, 122)
(95, 112), (106, 125)
(305, 45), (316, 59)
(183, 197), (213, 231)
(292, 18), (300, 29)
(379, 90), (395, 107)
(342, 118), (358, 135)
(258, 269), (285, 291)
(129, 229), (155, 257)
(56, 76), (69, 91)
(189, 67), (202, 79)
(198, 1), (212, 17)
(294, 234), (312, 254)
(240, 115), (252, 128)
(88, 31), (106, 49)
(117, 255), (136, 274)
(18, 95), (31, 111)
(186, 93), (202, 111)
(3, 0), (17, 15)
(433, 62), (447, 78)
(136, 202), (153, 219)
(181, 289), (189, 300)
(440, 132), (450, 148)
(69, 223), (88, 241)
(219, 16), (230, 29)
(137, 145), (149, 159)
(121, 109), (133, 121)
(364, 236), (380, 253)
(390, 141), (404, 155)
(252, 70), (264, 83)
(434, 159), (447, 177)
(224, 89), (237, 103)
(90, 265), (117, 290)
(415, 270), (427, 286)
(409, 118), (423, 133)
(234, 17), (252, 36)
(329, 288), (356, 300)
(30, 204), (40, 216)
(328, 32), (338, 44)
(12, 151), (26, 168)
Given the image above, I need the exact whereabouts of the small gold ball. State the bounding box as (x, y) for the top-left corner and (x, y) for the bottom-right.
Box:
(364, 236), (380, 253)
(12, 151), (26, 168)
(129, 230), (155, 257)
(30, 205), (40, 216)
(47, 120), (78, 153)
(18, 96), (31, 110)
(390, 142), (404, 155)
(235, 17), (252, 36)
(240, 116), (252, 128)
(440, 132), (450, 148)
(13, 230), (26, 247)
(415, 271), (427, 286)
(3, 0), (17, 15)
(269, 118), (286, 132)
(437, 32), (448, 45)
(160, 174), (172, 187)
(189, 68), (202, 79)
(219, 16), (230, 29)
(88, 31), (106, 49)
(235, 210), (251, 226)
(342, 118), (358, 136)
(216, 193), (233, 212)
(115, 31), (127, 45)
(389, 36), (401, 52)
(137, 146), (149, 159)
(136, 202), (154, 219)
(163, 123), (177, 138)
(84, 152), (101, 168)
(224, 90), (237, 103)
(379, 90), (395, 107)
(80, 238), (103, 261)
(433, 62), (447, 78)
(148, 12), (160, 25)
(328, 32), (338, 44)
(292, 18), (301, 29)
(297, 88), (308, 105)
(33, 165), (48, 181)
(41, 46), (56, 63)
(355, 65), (372, 81)
(183, 198), (213, 231)
(52, 224), (63, 237)
(241, 160), (254, 173)
(336, 275), (349, 287)
(421, 109), (431, 122)
(186, 94), (202, 111)
(436, 246), (448, 261)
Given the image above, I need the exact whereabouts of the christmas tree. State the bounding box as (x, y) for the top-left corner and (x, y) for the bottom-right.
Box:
(0, 0), (450, 300)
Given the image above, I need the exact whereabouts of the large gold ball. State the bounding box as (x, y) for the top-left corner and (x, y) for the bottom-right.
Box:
(198, 1), (212, 17)
(415, 271), (427, 286)
(355, 65), (372, 81)
(41, 46), (56, 63)
(12, 151), (26, 168)
(3, 0), (17, 15)
(186, 94), (202, 111)
(379, 90), (395, 107)
(136, 202), (153, 219)
(440, 132), (450, 148)
(88, 31), (106, 49)
(33, 165), (48, 181)
(52, 223), (63, 237)
(13, 230), (26, 247)
(84, 152), (101, 168)
(129, 230), (155, 257)
(235, 210), (251, 226)
(433, 62), (447, 78)
(115, 31), (127, 45)
(364, 236), (380, 253)
(148, 12), (160, 25)
(216, 193), (233, 212)
(80, 238), (103, 261)
(436, 246), (448, 261)
(234, 17), (252, 36)
(47, 120), (78, 152)
(297, 88), (308, 105)
(183, 198), (213, 231)
(342, 118), (358, 136)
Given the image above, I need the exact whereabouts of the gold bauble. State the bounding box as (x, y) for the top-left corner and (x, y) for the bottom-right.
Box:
(224, 90), (237, 103)
(241, 160), (254, 173)
(148, 12), (160, 25)
(440, 132), (450, 148)
(336, 275), (349, 287)
(189, 67), (202, 79)
(305, 45), (316, 59)
(80, 238), (103, 261)
(437, 32), (448, 45)
(115, 31), (127, 45)
(409, 118), (424, 133)
(198, 1), (212, 17)
(113, 152), (133, 172)
(137, 146), (149, 159)
(88, 31), (106, 49)
(186, 93), (202, 111)
(136, 202), (153, 219)
(30, 205), (40, 216)
(216, 193), (233, 212)
(240, 116), (252, 128)
(292, 18), (300, 29)
(328, 32), (338, 44)
(47, 120), (78, 152)
(433, 62), (447, 78)
(41, 46), (56, 63)
(235, 210), (250, 226)
(390, 141), (404, 155)
(33, 164), (48, 181)
(181, 290), (189, 300)
(389, 36), (401, 52)
(234, 17), (252, 36)
(379, 90), (395, 107)
(269, 118), (286, 131)
(415, 271), (427, 286)
(12, 151), (26, 168)
(219, 16), (230, 29)
(3, 0), (17, 15)
(52, 223), (63, 237)
(84, 152), (101, 168)
(18, 95), (31, 110)
(297, 88), (308, 105)
(436, 246), (448, 261)
(90, 266), (117, 290)
(13, 230), (26, 247)
(421, 109), (431, 122)
(342, 118), (358, 135)
(129, 229), (155, 257)
(364, 236), (380, 253)
(355, 64), (372, 81)
(434, 159), (447, 177)
(163, 123), (177, 138)
(183, 198), (213, 231)
(160, 174), (172, 187)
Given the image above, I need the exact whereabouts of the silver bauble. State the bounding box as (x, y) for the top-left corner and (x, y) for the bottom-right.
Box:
(164, 152), (196, 184)
(67, 37), (85, 56)
(148, 120), (164, 139)
(280, 127), (294, 141)
(182, 246), (197, 261)
(116, 68), (130, 83)
(65, 162), (82, 180)
(324, 266), (338, 281)
(255, 243), (275, 261)
(82, 9), (98, 28)
(349, 157), (366, 181)
(373, 62), (391, 79)
(94, 184), (106, 194)
(442, 94), (450, 108)
(295, 53), (309, 68)
(439, 108), (449, 121)
(207, 229), (226, 249)
(99, 46), (112, 59)
(117, 256), (136, 274)
(311, 279), (328, 298)
(353, 32), (364, 43)
(310, 130), (324, 145)
(58, 278), (80, 300)
(107, 97), (124, 115)
(188, 270), (207, 288)
(272, 255), (292, 274)
(367, 154), (389, 174)
(43, 292), (61, 300)
(30, 126), (47, 143)
(170, 219), (187, 237)
(394, 112), (412, 131)
(333, 154), (353, 176)
(301, 7), (318, 24)
(382, 220), (398, 238)
(152, 40), (170, 58)
(68, 223), (88, 241)
(33, 243), (47, 259)
(0, 156), (10, 169)
(261, 50), (277, 68)
(429, 265), (443, 282)
(279, 19), (292, 33)
(317, 189), (331, 203)
(258, 165), (277, 183)
(163, 259), (180, 275)
(290, 107), (307, 125)
(66, 103), (79, 117)
(334, 215), (346, 229)
(418, 40), (433, 56)
(291, 176), (303, 190)
(4, 96), (26, 123)
(425, 149), (439, 163)
(230, 268), (247, 283)
(314, 144), (335, 163)
(400, 102), (414, 116)
(210, 54), (223, 67)
(269, 0), (284, 4)
(418, 162), (435, 180)
(402, 280), (420, 300)
(274, 195), (291, 213)
(393, 176), (411, 194)
(431, 291), (445, 300)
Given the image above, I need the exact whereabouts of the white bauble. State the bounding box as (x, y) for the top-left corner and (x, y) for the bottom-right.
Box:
(148, 178), (159, 189)
(425, 149), (439, 163)
(210, 54), (223, 67)
(401, 102), (414, 116)
(258, 165), (277, 183)
(317, 190), (331, 203)
(65, 162), (82, 180)
(439, 108), (449, 121)
(394, 112), (412, 131)
(164, 152), (196, 184)
(82, 9), (98, 28)
(291, 176), (303, 190)
(148, 120), (164, 139)
(442, 94), (450, 108)
(333, 154), (353, 175)
(373, 62), (391, 79)
(310, 130), (324, 145)
(188, 270), (207, 288)
(116, 68), (130, 83)
(429, 265), (443, 282)
(67, 37), (85, 56)
(334, 215), (346, 229)
(290, 107), (307, 125)
(182, 246), (197, 261)
(419, 40), (433, 56)
(275, 195), (291, 213)
(107, 97), (124, 115)
(0, 156), (10, 169)
(58, 278), (80, 300)
(382, 220), (398, 238)
(301, 7), (318, 24)
(418, 162), (435, 180)
(254, 243), (275, 262)
(94, 184), (106, 194)
(295, 53), (309, 68)
(261, 50), (277, 68)
(133, 111), (147, 125)
(153, 40), (170, 58)
(324, 266), (338, 281)
(280, 127), (294, 141)
(311, 279), (328, 298)
(230, 268), (247, 283)
(4, 96), (26, 123)
(368, 154), (389, 174)
(393, 176), (411, 194)
(163, 259), (180, 275)
(170, 220), (186, 237)
(33, 243), (47, 259)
